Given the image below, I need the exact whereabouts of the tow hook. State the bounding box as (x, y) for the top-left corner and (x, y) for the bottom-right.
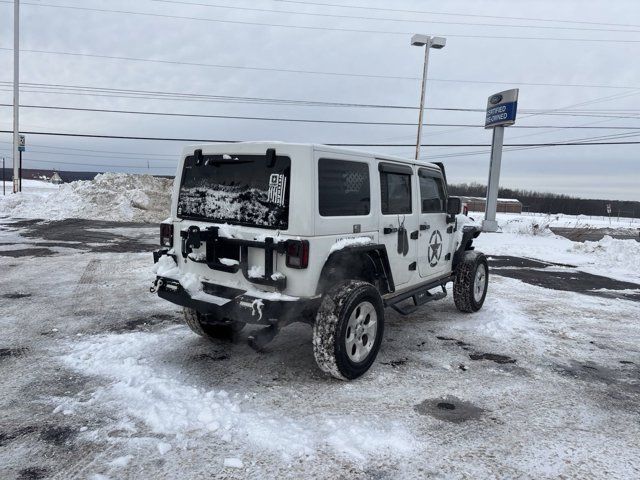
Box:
(248, 324), (280, 352)
(150, 278), (164, 293)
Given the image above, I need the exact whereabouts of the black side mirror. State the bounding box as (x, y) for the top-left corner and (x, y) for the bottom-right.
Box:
(447, 197), (461, 215)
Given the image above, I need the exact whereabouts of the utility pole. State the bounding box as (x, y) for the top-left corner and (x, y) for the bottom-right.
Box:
(13, 0), (20, 193)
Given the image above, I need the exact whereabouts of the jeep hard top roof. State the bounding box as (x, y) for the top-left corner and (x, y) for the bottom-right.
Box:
(181, 141), (442, 173)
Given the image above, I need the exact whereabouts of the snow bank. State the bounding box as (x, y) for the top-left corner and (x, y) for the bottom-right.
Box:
(0, 173), (172, 222)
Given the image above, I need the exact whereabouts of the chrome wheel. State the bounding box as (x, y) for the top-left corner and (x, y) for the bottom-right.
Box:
(473, 263), (487, 303)
(345, 301), (378, 363)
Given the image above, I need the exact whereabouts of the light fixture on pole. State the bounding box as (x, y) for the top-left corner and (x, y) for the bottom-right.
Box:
(411, 34), (446, 161)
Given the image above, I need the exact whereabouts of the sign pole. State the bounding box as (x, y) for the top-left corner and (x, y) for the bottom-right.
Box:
(482, 88), (519, 233)
(483, 126), (504, 232)
(2, 157), (5, 196)
(12, 0), (20, 194)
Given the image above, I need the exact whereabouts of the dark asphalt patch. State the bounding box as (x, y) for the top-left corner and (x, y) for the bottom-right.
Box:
(0, 347), (29, 358)
(0, 247), (56, 258)
(17, 467), (49, 480)
(488, 255), (575, 269)
(110, 313), (179, 333)
(551, 227), (640, 242)
(2, 292), (32, 299)
(488, 255), (640, 302)
(194, 353), (230, 361)
(2, 218), (155, 253)
(555, 360), (620, 385)
(436, 336), (471, 349)
(0, 425), (39, 447)
(415, 396), (485, 423)
(381, 358), (408, 368)
(39, 425), (78, 446)
(469, 353), (517, 364)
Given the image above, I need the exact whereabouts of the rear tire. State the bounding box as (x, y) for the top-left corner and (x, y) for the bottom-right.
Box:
(453, 251), (488, 313)
(183, 308), (244, 340)
(313, 280), (384, 380)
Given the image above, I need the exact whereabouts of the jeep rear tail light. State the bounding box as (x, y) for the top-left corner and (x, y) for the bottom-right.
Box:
(160, 223), (174, 247)
(286, 240), (309, 269)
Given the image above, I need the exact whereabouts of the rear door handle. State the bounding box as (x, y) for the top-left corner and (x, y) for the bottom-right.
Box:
(383, 227), (398, 235)
(420, 224), (430, 231)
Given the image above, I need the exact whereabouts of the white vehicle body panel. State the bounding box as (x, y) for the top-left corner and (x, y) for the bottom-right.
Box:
(167, 142), (455, 300)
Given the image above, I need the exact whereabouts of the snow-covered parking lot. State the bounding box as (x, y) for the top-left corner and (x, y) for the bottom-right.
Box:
(1, 180), (639, 479)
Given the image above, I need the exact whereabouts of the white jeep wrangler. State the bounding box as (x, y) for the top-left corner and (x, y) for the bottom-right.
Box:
(152, 142), (487, 380)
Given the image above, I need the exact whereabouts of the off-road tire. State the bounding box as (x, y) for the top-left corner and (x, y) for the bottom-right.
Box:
(313, 280), (385, 380)
(183, 308), (244, 340)
(453, 251), (488, 313)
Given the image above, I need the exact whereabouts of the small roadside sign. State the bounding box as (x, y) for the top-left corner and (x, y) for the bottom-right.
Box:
(485, 89), (519, 129)
(18, 134), (25, 152)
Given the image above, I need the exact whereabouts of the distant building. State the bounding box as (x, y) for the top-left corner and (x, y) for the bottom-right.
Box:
(459, 196), (522, 214)
(50, 172), (63, 185)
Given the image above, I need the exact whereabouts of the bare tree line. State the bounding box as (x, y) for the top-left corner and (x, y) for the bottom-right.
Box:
(449, 182), (639, 219)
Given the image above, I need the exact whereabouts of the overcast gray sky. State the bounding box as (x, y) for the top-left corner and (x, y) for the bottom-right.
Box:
(1, 0), (639, 200)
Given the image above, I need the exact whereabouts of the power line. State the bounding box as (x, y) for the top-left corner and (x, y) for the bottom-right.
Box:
(0, 139), (176, 157)
(2, 102), (640, 126)
(274, 0), (640, 29)
(5, 1), (640, 44)
(2, 129), (640, 147)
(13, 157), (176, 169)
(1, 49), (636, 91)
(0, 146), (176, 162)
(144, 0), (640, 35)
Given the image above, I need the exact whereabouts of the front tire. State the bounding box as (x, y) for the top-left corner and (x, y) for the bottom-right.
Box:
(183, 308), (244, 340)
(453, 251), (488, 313)
(313, 280), (384, 380)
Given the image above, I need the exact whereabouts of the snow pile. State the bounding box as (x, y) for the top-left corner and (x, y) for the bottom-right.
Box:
(571, 235), (640, 279)
(0, 173), (172, 222)
(498, 215), (555, 236)
(58, 327), (416, 461)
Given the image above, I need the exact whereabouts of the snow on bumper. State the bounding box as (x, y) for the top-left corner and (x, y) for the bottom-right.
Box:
(152, 252), (320, 325)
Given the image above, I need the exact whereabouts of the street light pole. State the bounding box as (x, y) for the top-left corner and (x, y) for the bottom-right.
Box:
(411, 34), (446, 161)
(13, 0), (20, 193)
(415, 44), (430, 161)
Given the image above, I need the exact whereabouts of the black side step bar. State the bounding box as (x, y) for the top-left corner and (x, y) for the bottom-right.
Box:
(384, 274), (453, 316)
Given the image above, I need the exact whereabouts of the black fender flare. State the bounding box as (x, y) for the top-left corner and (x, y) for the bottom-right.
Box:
(316, 244), (395, 295)
(452, 225), (481, 270)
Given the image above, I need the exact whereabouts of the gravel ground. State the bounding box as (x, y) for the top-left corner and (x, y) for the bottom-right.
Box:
(1, 219), (639, 479)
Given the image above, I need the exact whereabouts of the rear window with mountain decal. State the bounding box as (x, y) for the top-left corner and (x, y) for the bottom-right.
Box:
(177, 153), (291, 229)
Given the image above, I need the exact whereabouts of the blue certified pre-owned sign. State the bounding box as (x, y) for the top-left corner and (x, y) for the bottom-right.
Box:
(485, 89), (519, 128)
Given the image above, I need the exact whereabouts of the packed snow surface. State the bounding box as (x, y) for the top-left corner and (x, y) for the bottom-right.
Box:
(0, 174), (172, 222)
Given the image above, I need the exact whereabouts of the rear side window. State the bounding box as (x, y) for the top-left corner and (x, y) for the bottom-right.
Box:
(419, 173), (446, 213)
(318, 158), (370, 216)
(380, 170), (412, 214)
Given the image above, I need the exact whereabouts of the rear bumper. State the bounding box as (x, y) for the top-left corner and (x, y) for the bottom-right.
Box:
(154, 275), (320, 326)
